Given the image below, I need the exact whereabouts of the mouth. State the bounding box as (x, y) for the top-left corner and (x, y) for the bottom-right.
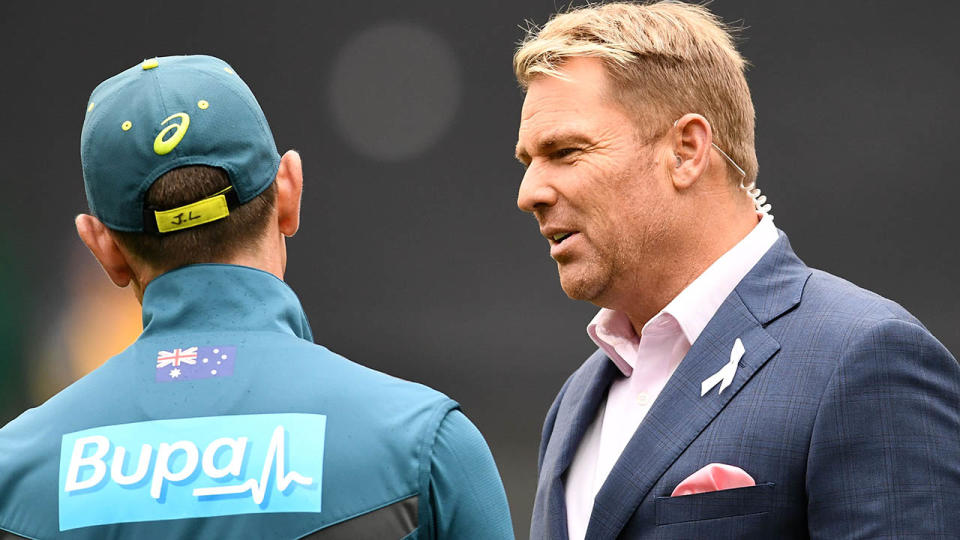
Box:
(544, 229), (580, 259)
(549, 231), (575, 246)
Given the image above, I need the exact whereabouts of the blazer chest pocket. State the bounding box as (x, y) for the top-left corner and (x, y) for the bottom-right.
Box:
(655, 482), (775, 525)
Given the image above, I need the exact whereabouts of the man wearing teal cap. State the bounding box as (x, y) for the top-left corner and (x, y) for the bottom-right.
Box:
(0, 55), (514, 539)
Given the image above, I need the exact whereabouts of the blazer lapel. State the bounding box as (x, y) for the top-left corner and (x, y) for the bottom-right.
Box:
(537, 350), (621, 540)
(586, 231), (811, 539)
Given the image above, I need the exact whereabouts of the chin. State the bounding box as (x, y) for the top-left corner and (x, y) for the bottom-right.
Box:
(558, 266), (607, 303)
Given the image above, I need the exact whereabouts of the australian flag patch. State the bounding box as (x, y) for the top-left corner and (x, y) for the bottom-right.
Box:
(155, 346), (235, 382)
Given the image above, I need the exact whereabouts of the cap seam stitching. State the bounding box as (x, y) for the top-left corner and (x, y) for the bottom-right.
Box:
(127, 65), (174, 230)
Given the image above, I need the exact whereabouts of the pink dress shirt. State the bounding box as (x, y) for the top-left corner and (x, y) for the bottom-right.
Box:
(564, 214), (779, 540)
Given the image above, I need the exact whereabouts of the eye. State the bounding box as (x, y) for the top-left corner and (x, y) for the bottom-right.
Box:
(552, 147), (581, 160)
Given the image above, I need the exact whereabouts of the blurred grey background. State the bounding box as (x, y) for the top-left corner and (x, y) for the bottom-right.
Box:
(1, 1), (957, 536)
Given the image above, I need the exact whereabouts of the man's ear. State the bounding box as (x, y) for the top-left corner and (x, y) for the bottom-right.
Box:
(275, 150), (303, 237)
(75, 214), (135, 288)
(671, 113), (712, 190)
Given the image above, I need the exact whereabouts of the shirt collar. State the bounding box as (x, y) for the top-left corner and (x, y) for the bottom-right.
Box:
(587, 308), (640, 374)
(588, 214), (778, 375)
(140, 263), (314, 341)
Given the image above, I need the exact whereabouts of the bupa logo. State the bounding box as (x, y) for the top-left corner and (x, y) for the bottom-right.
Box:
(58, 413), (326, 531)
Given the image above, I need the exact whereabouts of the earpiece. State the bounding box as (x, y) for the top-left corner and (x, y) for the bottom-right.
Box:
(671, 116), (772, 216)
(739, 178), (772, 216)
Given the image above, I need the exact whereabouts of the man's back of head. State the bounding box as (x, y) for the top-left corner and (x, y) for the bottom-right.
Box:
(74, 55), (302, 298)
(111, 165), (277, 274)
(0, 55), (513, 540)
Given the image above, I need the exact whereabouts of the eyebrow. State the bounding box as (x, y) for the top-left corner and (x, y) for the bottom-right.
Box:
(515, 130), (593, 164)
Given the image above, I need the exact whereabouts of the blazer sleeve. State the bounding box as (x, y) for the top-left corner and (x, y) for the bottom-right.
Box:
(806, 317), (960, 538)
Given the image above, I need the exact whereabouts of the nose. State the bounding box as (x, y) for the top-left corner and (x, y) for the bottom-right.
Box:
(517, 164), (559, 213)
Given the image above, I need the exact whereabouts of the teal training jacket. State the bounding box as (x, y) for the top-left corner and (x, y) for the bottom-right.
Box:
(0, 264), (514, 539)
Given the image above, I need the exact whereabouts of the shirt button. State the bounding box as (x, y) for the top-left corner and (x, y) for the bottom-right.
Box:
(636, 392), (650, 406)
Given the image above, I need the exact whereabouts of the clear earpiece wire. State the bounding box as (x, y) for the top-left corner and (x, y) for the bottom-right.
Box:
(712, 142), (772, 216)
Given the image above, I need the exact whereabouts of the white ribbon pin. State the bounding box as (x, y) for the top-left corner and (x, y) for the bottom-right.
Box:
(701, 338), (745, 397)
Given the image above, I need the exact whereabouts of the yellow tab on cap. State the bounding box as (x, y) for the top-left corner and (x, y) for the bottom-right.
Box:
(142, 58), (159, 70)
(155, 192), (230, 233)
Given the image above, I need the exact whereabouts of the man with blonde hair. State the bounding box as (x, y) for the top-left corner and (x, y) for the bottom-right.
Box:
(513, 2), (959, 538)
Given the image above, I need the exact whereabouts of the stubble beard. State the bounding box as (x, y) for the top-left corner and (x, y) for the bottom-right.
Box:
(556, 243), (617, 305)
(557, 219), (667, 312)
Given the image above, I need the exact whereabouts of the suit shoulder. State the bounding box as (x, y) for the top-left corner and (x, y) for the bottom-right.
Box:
(772, 267), (953, 372)
(765, 270), (955, 377)
(800, 268), (921, 327)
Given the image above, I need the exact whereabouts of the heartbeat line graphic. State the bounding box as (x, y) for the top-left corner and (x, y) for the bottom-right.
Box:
(192, 425), (313, 504)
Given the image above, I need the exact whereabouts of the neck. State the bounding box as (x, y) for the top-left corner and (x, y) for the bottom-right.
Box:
(131, 230), (286, 304)
(616, 202), (759, 336)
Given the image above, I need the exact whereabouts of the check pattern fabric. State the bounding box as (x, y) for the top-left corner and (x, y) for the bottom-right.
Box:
(531, 231), (960, 539)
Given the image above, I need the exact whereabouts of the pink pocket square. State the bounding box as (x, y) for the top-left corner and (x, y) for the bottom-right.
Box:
(671, 463), (756, 497)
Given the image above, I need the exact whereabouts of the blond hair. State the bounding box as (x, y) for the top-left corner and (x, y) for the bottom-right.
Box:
(514, 1), (758, 184)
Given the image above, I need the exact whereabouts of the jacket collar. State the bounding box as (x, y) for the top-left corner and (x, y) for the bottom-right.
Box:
(140, 264), (313, 341)
(734, 230), (811, 326)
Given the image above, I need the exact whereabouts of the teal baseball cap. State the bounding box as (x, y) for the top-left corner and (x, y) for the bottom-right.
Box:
(80, 55), (281, 234)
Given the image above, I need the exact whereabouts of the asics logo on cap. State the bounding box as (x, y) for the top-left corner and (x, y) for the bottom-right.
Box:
(153, 112), (191, 155)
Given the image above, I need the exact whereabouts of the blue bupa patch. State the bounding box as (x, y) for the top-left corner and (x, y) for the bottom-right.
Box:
(58, 413), (326, 531)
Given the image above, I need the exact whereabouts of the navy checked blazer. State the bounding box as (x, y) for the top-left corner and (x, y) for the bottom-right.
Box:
(531, 231), (960, 539)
